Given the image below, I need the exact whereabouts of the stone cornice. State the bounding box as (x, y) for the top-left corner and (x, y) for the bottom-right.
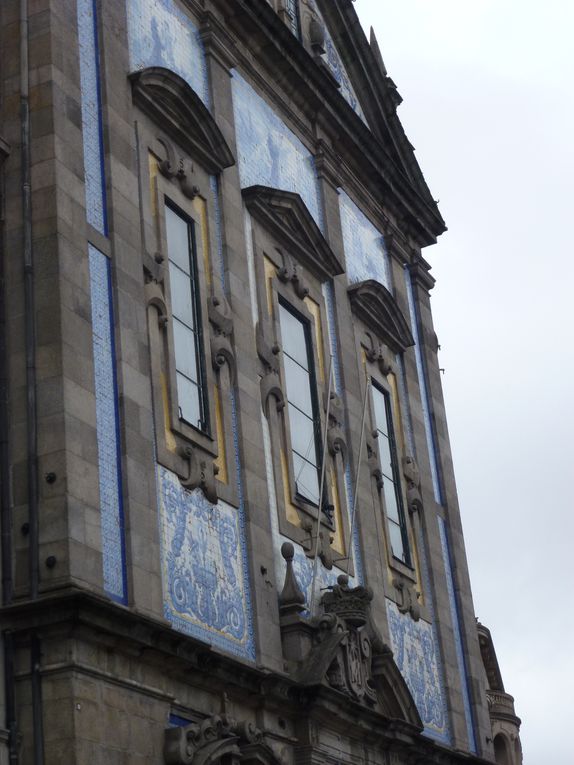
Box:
(0, 589), (493, 765)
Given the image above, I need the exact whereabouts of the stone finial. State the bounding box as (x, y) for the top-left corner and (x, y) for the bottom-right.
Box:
(279, 543), (306, 615)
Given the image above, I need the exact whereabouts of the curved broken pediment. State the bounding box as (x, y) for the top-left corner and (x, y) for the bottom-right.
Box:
(287, 575), (422, 731)
(129, 67), (235, 174)
(348, 280), (414, 353)
(242, 185), (344, 281)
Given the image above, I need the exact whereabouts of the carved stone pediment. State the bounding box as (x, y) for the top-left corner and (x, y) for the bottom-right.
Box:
(242, 185), (344, 281)
(129, 67), (235, 174)
(348, 280), (414, 353)
(282, 568), (422, 730)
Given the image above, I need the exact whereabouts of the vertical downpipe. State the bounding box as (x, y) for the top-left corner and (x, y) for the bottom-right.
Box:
(20, 1), (44, 764)
(1, 132), (18, 765)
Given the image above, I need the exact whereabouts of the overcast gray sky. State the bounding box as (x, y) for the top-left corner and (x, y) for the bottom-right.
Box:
(354, 1), (574, 762)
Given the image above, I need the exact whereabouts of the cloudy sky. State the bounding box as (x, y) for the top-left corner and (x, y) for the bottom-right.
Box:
(353, 1), (574, 762)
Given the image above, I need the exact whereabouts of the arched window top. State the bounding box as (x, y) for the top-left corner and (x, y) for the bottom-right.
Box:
(348, 279), (414, 353)
(494, 734), (511, 765)
(129, 67), (235, 174)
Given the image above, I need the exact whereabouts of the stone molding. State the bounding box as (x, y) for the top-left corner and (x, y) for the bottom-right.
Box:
(348, 280), (414, 353)
(242, 185), (344, 281)
(129, 67), (235, 174)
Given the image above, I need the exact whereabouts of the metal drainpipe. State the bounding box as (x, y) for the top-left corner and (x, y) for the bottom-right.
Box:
(0, 137), (12, 607)
(20, 1), (45, 764)
(21, 0), (38, 604)
(1, 133), (18, 763)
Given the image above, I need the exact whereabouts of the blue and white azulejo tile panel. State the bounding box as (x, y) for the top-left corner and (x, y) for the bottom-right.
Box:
(126, 0), (210, 106)
(158, 466), (256, 661)
(77, 0), (107, 234)
(438, 517), (478, 754)
(339, 190), (391, 287)
(231, 72), (322, 228)
(386, 600), (450, 744)
(307, 0), (366, 123)
(88, 245), (127, 603)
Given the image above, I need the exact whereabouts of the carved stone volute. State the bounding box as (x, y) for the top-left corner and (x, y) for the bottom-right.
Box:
(402, 455), (423, 514)
(178, 445), (219, 504)
(164, 714), (263, 765)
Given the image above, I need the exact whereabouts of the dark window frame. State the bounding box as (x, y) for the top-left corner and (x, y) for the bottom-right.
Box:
(372, 381), (412, 568)
(165, 197), (210, 435)
(278, 296), (325, 511)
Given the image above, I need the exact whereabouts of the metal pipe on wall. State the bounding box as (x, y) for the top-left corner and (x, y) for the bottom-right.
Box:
(20, 0), (44, 763)
(20, 0), (39, 603)
(1, 129), (18, 765)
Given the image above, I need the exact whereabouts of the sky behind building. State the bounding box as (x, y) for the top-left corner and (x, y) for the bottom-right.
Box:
(354, 2), (574, 762)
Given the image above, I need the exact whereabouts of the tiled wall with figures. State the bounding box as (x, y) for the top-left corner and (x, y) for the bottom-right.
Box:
(126, 0), (210, 105)
(339, 189), (391, 287)
(157, 468), (256, 660)
(387, 599), (450, 743)
(231, 71), (323, 227)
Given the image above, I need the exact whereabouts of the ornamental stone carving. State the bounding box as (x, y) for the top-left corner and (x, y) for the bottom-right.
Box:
(178, 444), (218, 505)
(402, 455), (423, 514)
(278, 565), (422, 727)
(164, 714), (262, 765)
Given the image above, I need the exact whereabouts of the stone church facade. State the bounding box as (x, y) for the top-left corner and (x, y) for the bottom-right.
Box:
(0, 1), (521, 763)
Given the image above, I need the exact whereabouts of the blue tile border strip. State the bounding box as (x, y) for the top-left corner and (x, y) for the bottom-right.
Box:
(323, 281), (364, 584)
(88, 244), (127, 603)
(438, 517), (478, 754)
(77, 0), (107, 235)
(405, 267), (443, 504)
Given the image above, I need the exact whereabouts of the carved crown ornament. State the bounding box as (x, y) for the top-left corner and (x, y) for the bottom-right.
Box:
(348, 280), (414, 354)
(129, 67), (235, 175)
(278, 546), (422, 729)
(242, 185), (344, 282)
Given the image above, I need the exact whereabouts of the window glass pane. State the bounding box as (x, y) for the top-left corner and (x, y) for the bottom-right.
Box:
(176, 373), (201, 428)
(382, 477), (400, 523)
(283, 356), (313, 415)
(173, 318), (198, 382)
(169, 263), (195, 328)
(279, 304), (308, 369)
(389, 520), (406, 562)
(372, 387), (388, 437)
(165, 205), (191, 274)
(293, 453), (320, 505)
(378, 433), (393, 480)
(288, 404), (317, 464)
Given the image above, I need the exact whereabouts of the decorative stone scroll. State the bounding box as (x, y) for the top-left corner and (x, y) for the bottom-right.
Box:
(164, 714), (264, 765)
